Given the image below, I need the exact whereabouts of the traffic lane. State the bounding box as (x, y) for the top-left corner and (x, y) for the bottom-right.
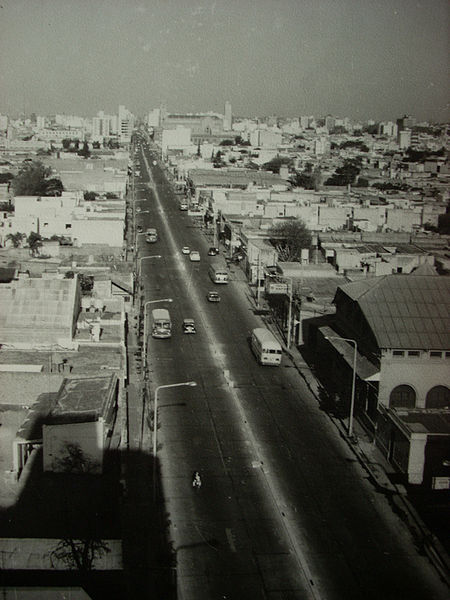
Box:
(218, 348), (447, 598)
(141, 158), (448, 598)
(171, 287), (448, 597)
(153, 368), (315, 598)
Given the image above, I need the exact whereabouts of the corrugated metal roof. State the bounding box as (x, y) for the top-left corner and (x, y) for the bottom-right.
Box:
(339, 275), (450, 350)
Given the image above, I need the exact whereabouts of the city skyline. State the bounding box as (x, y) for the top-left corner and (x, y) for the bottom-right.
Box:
(0, 0), (449, 122)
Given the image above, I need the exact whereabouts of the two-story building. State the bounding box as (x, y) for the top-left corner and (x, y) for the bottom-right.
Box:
(312, 271), (450, 488)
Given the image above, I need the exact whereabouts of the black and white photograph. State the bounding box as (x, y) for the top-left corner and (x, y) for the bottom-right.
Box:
(0, 1), (449, 598)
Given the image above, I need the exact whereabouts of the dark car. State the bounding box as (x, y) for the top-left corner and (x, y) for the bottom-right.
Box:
(208, 247), (219, 256)
(207, 291), (221, 302)
(182, 318), (196, 334)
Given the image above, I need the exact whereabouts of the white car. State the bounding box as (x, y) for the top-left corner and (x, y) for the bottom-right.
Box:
(181, 246), (190, 255)
(189, 251), (200, 262)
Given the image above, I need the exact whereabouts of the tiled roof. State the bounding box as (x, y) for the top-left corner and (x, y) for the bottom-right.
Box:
(339, 275), (450, 350)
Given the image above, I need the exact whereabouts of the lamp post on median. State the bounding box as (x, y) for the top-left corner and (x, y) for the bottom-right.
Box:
(325, 336), (358, 437)
(153, 381), (197, 500)
(142, 298), (173, 368)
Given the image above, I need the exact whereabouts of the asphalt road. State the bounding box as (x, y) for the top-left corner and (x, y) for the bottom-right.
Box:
(132, 138), (448, 600)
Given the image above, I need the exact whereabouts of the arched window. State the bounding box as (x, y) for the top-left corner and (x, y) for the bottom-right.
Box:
(426, 386), (450, 409)
(390, 385), (416, 408)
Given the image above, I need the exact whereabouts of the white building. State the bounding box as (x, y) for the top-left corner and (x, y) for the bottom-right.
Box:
(223, 101), (232, 131)
(118, 105), (134, 144)
(161, 126), (192, 155)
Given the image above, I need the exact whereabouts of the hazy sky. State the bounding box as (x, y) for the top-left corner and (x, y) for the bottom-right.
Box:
(0, 0), (448, 122)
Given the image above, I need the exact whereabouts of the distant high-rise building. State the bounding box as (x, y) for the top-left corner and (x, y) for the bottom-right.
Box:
(325, 115), (335, 132)
(0, 114), (8, 131)
(397, 114), (416, 132)
(398, 128), (412, 149)
(36, 115), (46, 130)
(223, 101), (232, 131)
(92, 112), (111, 140)
(148, 108), (161, 127)
(379, 121), (397, 137)
(118, 105), (134, 143)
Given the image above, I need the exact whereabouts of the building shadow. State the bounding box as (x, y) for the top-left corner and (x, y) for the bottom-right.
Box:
(0, 448), (176, 599)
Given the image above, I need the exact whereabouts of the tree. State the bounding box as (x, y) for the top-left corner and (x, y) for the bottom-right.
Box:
(84, 191), (98, 202)
(6, 232), (26, 248)
(62, 138), (72, 150)
(325, 158), (362, 186)
(49, 442), (110, 572)
(27, 232), (43, 256)
(0, 172), (14, 184)
(262, 156), (292, 174)
(11, 160), (64, 196)
(219, 139), (233, 146)
(269, 219), (311, 262)
(45, 178), (64, 196)
(51, 538), (111, 572)
(78, 141), (91, 159)
(12, 161), (51, 195)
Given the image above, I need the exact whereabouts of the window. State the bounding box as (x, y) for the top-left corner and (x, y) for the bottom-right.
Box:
(430, 351), (442, 358)
(390, 385), (416, 409)
(65, 224), (72, 229)
(426, 386), (450, 409)
(407, 350), (420, 357)
(393, 350), (404, 357)
(446, 352), (450, 359)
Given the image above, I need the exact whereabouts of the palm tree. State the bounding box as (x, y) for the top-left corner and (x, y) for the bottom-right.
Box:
(6, 232), (26, 248)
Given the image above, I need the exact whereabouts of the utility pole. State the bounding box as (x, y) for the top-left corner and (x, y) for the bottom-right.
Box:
(256, 253), (261, 308)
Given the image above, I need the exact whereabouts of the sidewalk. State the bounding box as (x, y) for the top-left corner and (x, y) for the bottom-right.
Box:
(202, 230), (450, 585)
(227, 257), (450, 586)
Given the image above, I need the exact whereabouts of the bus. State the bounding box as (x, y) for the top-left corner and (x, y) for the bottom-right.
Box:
(251, 328), (282, 366)
(151, 309), (172, 338)
(146, 228), (158, 243)
(208, 259), (228, 284)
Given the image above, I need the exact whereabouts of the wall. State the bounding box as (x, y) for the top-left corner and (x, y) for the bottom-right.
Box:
(378, 353), (449, 408)
(43, 420), (104, 473)
(72, 218), (123, 247)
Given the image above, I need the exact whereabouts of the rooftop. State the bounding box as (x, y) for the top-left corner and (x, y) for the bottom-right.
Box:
(338, 274), (450, 350)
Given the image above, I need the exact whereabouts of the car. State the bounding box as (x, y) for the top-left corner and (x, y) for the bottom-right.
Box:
(181, 246), (190, 255)
(137, 225), (143, 233)
(182, 318), (196, 334)
(208, 247), (219, 256)
(136, 206), (141, 213)
(207, 291), (221, 302)
(189, 250), (200, 262)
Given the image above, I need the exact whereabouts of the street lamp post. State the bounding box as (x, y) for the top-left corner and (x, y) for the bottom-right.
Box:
(153, 381), (197, 500)
(286, 278), (293, 349)
(142, 298), (173, 368)
(138, 254), (161, 277)
(325, 336), (358, 437)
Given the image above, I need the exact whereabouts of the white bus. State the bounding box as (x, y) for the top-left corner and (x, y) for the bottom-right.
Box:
(208, 259), (228, 284)
(251, 328), (282, 366)
(151, 308), (172, 338)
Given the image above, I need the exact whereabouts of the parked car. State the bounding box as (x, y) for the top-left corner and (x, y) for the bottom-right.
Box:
(182, 318), (196, 334)
(189, 250), (200, 262)
(181, 246), (190, 255)
(208, 247), (219, 256)
(207, 291), (221, 302)
(137, 225), (143, 233)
